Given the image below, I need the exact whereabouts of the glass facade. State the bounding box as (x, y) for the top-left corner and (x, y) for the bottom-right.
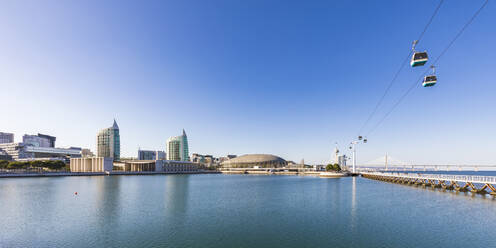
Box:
(97, 120), (120, 161)
(166, 129), (189, 161)
(167, 138), (181, 161)
(0, 132), (14, 144)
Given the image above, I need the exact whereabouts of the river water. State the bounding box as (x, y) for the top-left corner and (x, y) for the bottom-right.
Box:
(0, 174), (495, 248)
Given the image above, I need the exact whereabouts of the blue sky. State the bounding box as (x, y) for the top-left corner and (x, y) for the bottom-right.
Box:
(0, 0), (495, 165)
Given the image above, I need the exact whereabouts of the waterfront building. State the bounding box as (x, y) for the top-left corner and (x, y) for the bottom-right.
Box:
(220, 154), (287, 168)
(97, 120), (120, 161)
(138, 149), (166, 160)
(163, 160), (198, 173)
(0, 132), (14, 144)
(191, 153), (215, 165)
(218, 155), (237, 164)
(113, 160), (159, 172)
(70, 157), (113, 172)
(112, 159), (199, 173)
(23, 133), (56, 147)
(166, 129), (189, 161)
(287, 160), (304, 169)
(0, 142), (81, 161)
(0, 143), (29, 160)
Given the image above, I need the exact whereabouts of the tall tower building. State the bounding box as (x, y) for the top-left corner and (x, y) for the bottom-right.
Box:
(97, 119), (120, 161)
(166, 129), (189, 161)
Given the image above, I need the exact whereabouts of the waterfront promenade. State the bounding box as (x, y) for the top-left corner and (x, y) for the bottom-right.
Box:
(362, 172), (496, 195)
(0, 170), (219, 178)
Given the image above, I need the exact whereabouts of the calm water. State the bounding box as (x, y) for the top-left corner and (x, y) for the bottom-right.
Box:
(1, 174), (495, 248)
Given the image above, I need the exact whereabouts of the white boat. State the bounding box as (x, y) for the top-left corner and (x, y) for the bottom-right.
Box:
(319, 172), (348, 178)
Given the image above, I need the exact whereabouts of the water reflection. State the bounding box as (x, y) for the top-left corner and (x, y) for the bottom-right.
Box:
(350, 177), (357, 230)
(96, 176), (121, 227)
(164, 175), (189, 215)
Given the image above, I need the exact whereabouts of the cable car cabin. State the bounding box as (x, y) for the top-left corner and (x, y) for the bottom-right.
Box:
(422, 75), (437, 87)
(410, 52), (428, 67)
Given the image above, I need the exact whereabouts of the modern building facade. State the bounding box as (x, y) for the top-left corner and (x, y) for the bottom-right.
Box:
(220, 154), (287, 168)
(113, 160), (159, 172)
(97, 120), (120, 161)
(23, 133), (56, 147)
(166, 129), (189, 161)
(191, 153), (215, 166)
(113, 159), (199, 173)
(163, 160), (198, 173)
(0, 142), (81, 161)
(138, 149), (166, 160)
(70, 157), (113, 172)
(0, 132), (14, 144)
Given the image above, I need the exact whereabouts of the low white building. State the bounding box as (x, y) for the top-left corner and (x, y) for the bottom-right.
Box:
(70, 157), (113, 172)
(113, 160), (198, 173)
(113, 160), (159, 172)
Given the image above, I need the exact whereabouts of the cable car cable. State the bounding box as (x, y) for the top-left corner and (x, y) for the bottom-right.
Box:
(365, 0), (489, 136)
(356, 0), (445, 136)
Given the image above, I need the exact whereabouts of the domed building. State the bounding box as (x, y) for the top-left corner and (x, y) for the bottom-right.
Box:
(221, 154), (287, 168)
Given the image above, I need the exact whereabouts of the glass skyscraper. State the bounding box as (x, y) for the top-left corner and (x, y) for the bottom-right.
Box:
(97, 119), (120, 161)
(166, 129), (189, 161)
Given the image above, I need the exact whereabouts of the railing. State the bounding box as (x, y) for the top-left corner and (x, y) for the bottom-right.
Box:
(361, 172), (496, 184)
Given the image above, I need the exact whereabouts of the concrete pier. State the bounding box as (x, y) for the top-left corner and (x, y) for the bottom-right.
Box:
(361, 172), (496, 195)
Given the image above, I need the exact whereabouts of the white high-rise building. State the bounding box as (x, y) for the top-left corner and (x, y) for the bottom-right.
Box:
(97, 120), (120, 161)
(166, 129), (189, 161)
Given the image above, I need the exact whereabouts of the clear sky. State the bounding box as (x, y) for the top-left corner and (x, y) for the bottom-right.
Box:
(1, 0), (495, 165)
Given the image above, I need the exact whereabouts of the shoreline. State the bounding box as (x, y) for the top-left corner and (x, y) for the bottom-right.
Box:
(0, 170), (220, 178)
(0, 170), (354, 178)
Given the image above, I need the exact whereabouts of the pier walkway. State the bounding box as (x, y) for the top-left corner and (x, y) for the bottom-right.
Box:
(361, 172), (496, 195)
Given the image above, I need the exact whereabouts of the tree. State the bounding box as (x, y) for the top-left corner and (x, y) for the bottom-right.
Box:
(0, 160), (9, 168)
(326, 163), (341, 172)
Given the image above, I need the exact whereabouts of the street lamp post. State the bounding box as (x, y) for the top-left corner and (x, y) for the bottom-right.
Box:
(350, 141), (358, 174)
(350, 136), (367, 174)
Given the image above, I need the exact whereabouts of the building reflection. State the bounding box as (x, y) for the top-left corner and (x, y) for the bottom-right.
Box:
(164, 175), (189, 216)
(96, 176), (121, 228)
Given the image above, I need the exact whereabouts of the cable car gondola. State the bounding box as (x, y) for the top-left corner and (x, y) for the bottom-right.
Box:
(410, 40), (428, 67)
(422, 66), (437, 87)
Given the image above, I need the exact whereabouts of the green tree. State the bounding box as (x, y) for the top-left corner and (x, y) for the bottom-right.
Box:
(7, 161), (29, 169)
(326, 163), (341, 171)
(0, 160), (9, 168)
